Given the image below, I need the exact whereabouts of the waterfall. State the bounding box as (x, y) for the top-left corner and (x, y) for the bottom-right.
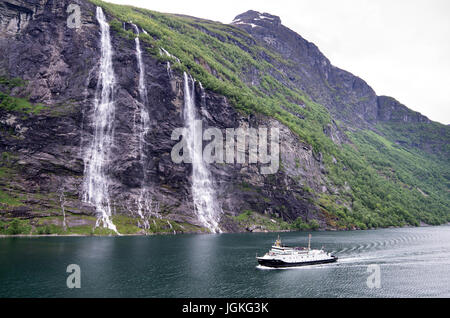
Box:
(160, 47), (180, 63)
(131, 23), (152, 228)
(183, 72), (222, 233)
(159, 47), (179, 79)
(82, 7), (118, 234)
(167, 221), (176, 235)
(166, 61), (173, 79)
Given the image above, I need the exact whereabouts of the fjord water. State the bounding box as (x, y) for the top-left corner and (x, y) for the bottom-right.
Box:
(1, 226), (449, 298)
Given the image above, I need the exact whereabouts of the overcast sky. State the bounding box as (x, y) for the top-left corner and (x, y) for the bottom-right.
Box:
(107, 0), (450, 124)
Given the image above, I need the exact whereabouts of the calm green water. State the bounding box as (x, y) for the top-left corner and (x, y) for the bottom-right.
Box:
(1, 226), (449, 297)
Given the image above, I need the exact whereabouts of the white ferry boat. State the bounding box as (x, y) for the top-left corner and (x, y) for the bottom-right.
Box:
(257, 234), (337, 268)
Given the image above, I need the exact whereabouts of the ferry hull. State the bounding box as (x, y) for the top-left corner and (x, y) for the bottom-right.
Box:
(257, 256), (338, 268)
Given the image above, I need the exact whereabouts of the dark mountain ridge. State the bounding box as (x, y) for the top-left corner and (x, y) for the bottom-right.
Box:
(232, 10), (432, 127)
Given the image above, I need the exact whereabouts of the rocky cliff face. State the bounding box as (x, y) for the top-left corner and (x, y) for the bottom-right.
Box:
(0, 0), (99, 223)
(0, 1), (448, 235)
(376, 96), (431, 123)
(0, 0), (331, 234)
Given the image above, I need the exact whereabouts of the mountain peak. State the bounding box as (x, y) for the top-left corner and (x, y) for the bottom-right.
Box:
(231, 10), (281, 27)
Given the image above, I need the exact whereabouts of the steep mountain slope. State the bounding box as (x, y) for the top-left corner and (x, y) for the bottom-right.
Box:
(0, 0), (448, 235)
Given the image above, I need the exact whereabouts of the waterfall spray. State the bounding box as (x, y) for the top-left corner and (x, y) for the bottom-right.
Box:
(183, 72), (222, 233)
(82, 7), (119, 234)
(131, 23), (153, 228)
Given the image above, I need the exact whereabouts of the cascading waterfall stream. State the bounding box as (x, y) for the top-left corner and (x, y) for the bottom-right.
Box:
(183, 72), (222, 233)
(132, 23), (152, 228)
(160, 48), (179, 79)
(82, 7), (119, 234)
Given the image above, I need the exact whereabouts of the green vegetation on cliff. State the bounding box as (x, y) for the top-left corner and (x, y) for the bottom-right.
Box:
(0, 215), (207, 236)
(0, 92), (45, 114)
(0, 75), (44, 114)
